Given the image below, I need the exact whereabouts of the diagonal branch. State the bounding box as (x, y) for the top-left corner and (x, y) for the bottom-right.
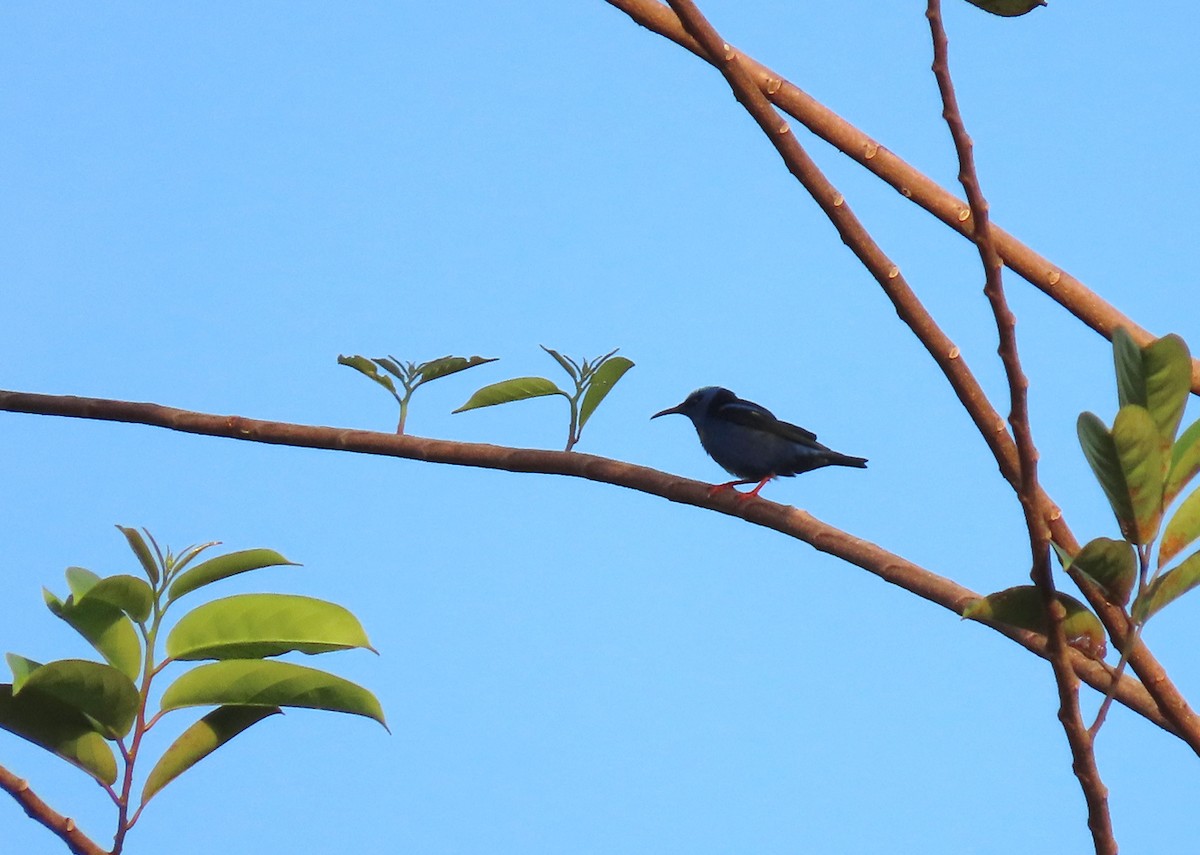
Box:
(629, 0), (1200, 756)
(602, 0), (1200, 394)
(0, 388), (1175, 734)
(0, 764), (109, 855)
(926, 3), (1114, 851)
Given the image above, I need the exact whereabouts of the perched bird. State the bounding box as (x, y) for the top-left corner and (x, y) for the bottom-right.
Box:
(652, 386), (867, 499)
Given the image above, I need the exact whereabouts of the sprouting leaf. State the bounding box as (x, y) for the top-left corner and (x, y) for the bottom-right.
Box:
(117, 525), (161, 586)
(166, 594), (376, 661)
(47, 594), (142, 681)
(373, 357), (408, 380)
(160, 660), (387, 729)
(540, 346), (580, 381)
(1078, 412), (1137, 542)
(453, 377), (564, 413)
(168, 549), (299, 603)
(13, 659), (140, 739)
(1071, 537), (1136, 606)
(417, 355), (498, 384)
(141, 706), (281, 805)
(338, 355), (400, 398)
(1112, 405), (1165, 544)
(961, 0), (1045, 15)
(1133, 551), (1200, 622)
(78, 575), (154, 623)
(579, 356), (635, 429)
(0, 684), (117, 785)
(1166, 419), (1200, 505)
(962, 586), (1106, 659)
(1160, 487), (1200, 570)
(171, 541), (221, 576)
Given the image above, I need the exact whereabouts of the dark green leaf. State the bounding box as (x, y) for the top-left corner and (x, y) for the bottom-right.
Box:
(1166, 418), (1200, 505)
(1143, 334), (1192, 444)
(78, 575), (154, 623)
(166, 594), (376, 661)
(1161, 488), (1200, 570)
(540, 346), (579, 381)
(49, 595), (142, 681)
(962, 586), (1107, 659)
(1112, 405), (1165, 544)
(168, 548), (299, 603)
(1112, 327), (1145, 411)
(338, 354), (401, 398)
(579, 356), (634, 429)
(1134, 551), (1200, 622)
(14, 659), (140, 739)
(1078, 412), (1137, 541)
(1070, 537), (1137, 606)
(416, 355), (498, 385)
(117, 525), (161, 586)
(159, 660), (387, 729)
(0, 684), (117, 785)
(141, 705), (281, 804)
(453, 377), (564, 413)
(961, 0), (1045, 15)
(373, 357), (408, 381)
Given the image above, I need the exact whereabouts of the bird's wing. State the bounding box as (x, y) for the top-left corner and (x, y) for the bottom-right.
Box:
(718, 399), (820, 444)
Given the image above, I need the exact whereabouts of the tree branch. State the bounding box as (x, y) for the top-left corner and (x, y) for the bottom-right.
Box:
(0, 764), (109, 855)
(0, 389), (1174, 734)
(601, 0), (1200, 394)
(926, 3), (1114, 851)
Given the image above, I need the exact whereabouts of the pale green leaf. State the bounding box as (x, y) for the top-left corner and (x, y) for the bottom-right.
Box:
(65, 567), (101, 599)
(168, 549), (299, 603)
(140, 706), (281, 804)
(78, 574), (154, 623)
(49, 596), (142, 681)
(1134, 551), (1200, 622)
(1112, 405), (1165, 544)
(7, 654), (43, 692)
(160, 660), (387, 729)
(452, 377), (564, 413)
(579, 356), (634, 429)
(962, 586), (1106, 659)
(0, 684), (117, 785)
(1166, 419), (1200, 505)
(1071, 537), (1136, 606)
(338, 354), (400, 398)
(1160, 487), (1200, 569)
(166, 594), (375, 661)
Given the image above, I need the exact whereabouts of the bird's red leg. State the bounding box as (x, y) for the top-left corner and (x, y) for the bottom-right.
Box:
(737, 476), (775, 500)
(706, 478), (756, 498)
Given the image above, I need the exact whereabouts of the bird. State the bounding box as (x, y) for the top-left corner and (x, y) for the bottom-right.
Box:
(651, 386), (867, 499)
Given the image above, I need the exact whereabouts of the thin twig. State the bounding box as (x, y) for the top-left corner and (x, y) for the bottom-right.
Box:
(613, 0), (1200, 756)
(0, 389), (1172, 732)
(0, 764), (109, 855)
(601, 0), (1200, 394)
(926, 3), (1115, 851)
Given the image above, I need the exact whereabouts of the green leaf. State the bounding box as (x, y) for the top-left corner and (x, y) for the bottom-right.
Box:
(141, 705), (281, 805)
(48, 595), (142, 681)
(7, 654), (43, 691)
(1112, 327), (1145, 410)
(1112, 405), (1165, 544)
(961, 0), (1045, 14)
(166, 594), (376, 661)
(373, 356), (409, 381)
(1134, 551), (1200, 622)
(1078, 412), (1137, 541)
(168, 548), (299, 603)
(540, 346), (580, 381)
(416, 355), (498, 385)
(160, 660), (387, 729)
(453, 377), (565, 413)
(14, 659), (140, 739)
(1166, 418), (1200, 505)
(0, 684), (117, 785)
(65, 567), (101, 599)
(1143, 334), (1192, 445)
(117, 525), (161, 586)
(578, 356), (634, 429)
(338, 354), (400, 398)
(78, 574), (154, 623)
(1161, 486), (1200, 569)
(962, 586), (1107, 659)
(1071, 537), (1136, 606)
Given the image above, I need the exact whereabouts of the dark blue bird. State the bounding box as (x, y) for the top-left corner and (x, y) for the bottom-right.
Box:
(652, 386), (867, 499)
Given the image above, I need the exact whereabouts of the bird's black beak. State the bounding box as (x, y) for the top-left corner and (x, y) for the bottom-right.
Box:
(651, 402), (685, 420)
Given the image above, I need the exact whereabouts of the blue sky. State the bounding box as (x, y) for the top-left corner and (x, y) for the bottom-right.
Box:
(3, 2), (1200, 853)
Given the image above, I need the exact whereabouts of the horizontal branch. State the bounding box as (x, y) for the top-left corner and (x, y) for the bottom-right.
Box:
(0, 389), (1172, 734)
(0, 764), (108, 855)
(602, 0), (1200, 394)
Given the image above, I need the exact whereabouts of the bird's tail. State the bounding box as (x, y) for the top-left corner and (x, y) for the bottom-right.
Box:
(829, 453), (868, 469)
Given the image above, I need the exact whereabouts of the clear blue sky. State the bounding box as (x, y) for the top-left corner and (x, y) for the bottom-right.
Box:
(3, 2), (1199, 853)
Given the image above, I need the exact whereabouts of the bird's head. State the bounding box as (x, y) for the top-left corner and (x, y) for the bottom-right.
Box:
(651, 386), (733, 423)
